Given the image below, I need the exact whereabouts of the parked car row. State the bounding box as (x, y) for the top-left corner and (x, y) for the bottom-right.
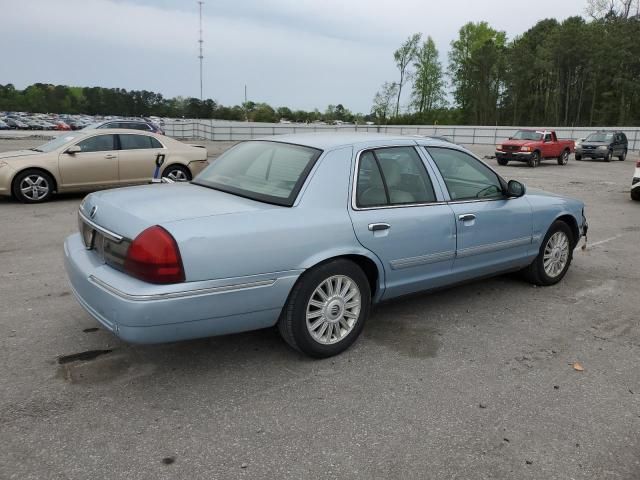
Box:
(0, 111), (165, 133)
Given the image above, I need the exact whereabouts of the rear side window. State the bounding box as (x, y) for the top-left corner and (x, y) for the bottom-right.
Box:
(125, 122), (151, 131)
(76, 134), (116, 153)
(426, 147), (503, 201)
(356, 146), (436, 208)
(119, 134), (152, 150)
(149, 137), (163, 148)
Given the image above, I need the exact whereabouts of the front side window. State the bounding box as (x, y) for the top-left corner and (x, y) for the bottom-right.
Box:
(356, 146), (436, 208)
(76, 134), (116, 153)
(119, 134), (153, 150)
(512, 130), (542, 141)
(426, 147), (503, 201)
(193, 141), (322, 206)
(544, 133), (552, 142)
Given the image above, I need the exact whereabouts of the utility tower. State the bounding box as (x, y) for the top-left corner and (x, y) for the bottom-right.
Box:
(198, 1), (204, 101)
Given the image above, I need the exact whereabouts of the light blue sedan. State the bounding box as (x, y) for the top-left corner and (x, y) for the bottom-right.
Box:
(64, 134), (588, 357)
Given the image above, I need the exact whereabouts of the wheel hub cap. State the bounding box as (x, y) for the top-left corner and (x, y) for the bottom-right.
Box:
(306, 275), (361, 345)
(543, 231), (570, 278)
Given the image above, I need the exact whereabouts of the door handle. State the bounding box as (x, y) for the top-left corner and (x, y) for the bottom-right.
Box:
(104, 154), (117, 159)
(368, 223), (390, 232)
(458, 214), (476, 222)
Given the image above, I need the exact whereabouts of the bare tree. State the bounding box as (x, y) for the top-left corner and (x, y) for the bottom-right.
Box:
(587, 0), (639, 18)
(393, 33), (421, 117)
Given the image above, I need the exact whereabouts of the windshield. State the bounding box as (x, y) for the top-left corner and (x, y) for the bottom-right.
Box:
(512, 130), (543, 141)
(33, 134), (79, 153)
(586, 132), (614, 142)
(193, 141), (322, 207)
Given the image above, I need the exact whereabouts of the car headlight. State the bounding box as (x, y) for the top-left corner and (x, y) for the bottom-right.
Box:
(520, 146), (531, 152)
(598, 145), (608, 150)
(496, 144), (503, 150)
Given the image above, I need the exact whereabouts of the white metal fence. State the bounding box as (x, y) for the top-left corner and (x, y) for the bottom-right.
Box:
(164, 121), (640, 150)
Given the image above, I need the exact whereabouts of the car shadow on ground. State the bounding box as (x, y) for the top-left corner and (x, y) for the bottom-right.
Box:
(56, 272), (536, 386)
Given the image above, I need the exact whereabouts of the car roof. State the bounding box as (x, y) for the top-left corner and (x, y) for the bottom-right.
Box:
(80, 128), (159, 135)
(253, 132), (458, 151)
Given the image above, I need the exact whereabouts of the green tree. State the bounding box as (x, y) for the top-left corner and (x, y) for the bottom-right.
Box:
(411, 36), (445, 115)
(393, 33), (421, 116)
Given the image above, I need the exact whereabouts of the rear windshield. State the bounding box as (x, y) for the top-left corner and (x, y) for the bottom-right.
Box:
(512, 130), (543, 141)
(586, 132), (614, 142)
(193, 141), (322, 207)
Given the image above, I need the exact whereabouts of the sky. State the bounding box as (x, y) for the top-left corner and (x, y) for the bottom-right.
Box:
(1, 0), (588, 113)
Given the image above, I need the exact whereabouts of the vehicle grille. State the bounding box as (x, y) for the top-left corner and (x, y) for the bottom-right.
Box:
(504, 145), (521, 151)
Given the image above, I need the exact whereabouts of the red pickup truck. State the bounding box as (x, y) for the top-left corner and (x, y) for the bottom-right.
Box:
(495, 130), (574, 168)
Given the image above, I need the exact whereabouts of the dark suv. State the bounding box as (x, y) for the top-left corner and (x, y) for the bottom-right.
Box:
(575, 131), (628, 162)
(84, 119), (165, 135)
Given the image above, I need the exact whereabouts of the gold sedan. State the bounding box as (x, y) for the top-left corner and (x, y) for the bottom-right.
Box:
(0, 129), (208, 203)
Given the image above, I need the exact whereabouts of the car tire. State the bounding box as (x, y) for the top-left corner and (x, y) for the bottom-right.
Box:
(619, 150), (627, 161)
(162, 164), (192, 182)
(277, 259), (371, 358)
(631, 189), (640, 201)
(527, 152), (540, 168)
(12, 169), (55, 203)
(604, 150), (612, 162)
(575, 154), (582, 161)
(522, 220), (574, 286)
(557, 149), (569, 165)
(497, 158), (509, 166)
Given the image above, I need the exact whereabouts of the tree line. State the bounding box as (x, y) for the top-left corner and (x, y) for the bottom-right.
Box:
(374, 0), (640, 126)
(0, 83), (362, 124)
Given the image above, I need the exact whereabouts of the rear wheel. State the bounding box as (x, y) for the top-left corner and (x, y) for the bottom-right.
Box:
(12, 169), (55, 203)
(527, 152), (540, 168)
(162, 164), (192, 182)
(619, 150), (627, 161)
(497, 157), (509, 166)
(557, 149), (569, 165)
(278, 259), (371, 358)
(522, 221), (574, 286)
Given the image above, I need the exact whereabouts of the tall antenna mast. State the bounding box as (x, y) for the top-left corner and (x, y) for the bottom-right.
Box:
(198, 1), (204, 101)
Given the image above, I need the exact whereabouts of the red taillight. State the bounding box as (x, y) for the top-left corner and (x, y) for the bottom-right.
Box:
(124, 226), (185, 284)
(636, 160), (640, 168)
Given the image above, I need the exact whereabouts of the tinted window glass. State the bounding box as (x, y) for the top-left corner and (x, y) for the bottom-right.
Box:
(125, 122), (150, 131)
(356, 151), (387, 207)
(119, 134), (152, 150)
(427, 147), (503, 201)
(77, 135), (115, 153)
(194, 141), (322, 207)
(149, 137), (163, 148)
(544, 133), (552, 142)
(356, 147), (436, 207)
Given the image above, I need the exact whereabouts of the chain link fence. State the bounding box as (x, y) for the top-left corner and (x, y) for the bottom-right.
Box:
(164, 120), (640, 151)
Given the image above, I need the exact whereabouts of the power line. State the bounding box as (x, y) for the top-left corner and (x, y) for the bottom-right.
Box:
(197, 1), (204, 101)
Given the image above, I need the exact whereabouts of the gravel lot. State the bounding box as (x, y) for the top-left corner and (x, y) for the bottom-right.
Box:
(1, 137), (639, 480)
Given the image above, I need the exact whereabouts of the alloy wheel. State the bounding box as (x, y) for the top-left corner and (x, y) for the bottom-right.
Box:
(543, 231), (570, 278)
(305, 275), (361, 345)
(20, 175), (49, 201)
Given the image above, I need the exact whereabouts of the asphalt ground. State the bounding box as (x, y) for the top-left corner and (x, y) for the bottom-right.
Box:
(1, 138), (639, 480)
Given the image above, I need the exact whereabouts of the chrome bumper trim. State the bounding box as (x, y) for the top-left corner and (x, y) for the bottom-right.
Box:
(88, 275), (276, 302)
(78, 210), (124, 243)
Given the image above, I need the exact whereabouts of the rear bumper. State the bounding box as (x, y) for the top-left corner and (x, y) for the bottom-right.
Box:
(64, 233), (301, 343)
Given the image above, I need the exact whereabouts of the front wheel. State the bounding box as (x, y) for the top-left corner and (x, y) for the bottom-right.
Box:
(604, 151), (612, 162)
(527, 152), (540, 168)
(12, 169), (55, 203)
(278, 259), (371, 358)
(575, 154), (582, 161)
(522, 221), (574, 286)
(557, 149), (569, 165)
(497, 157), (509, 166)
(632, 189), (640, 201)
(619, 150), (627, 161)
